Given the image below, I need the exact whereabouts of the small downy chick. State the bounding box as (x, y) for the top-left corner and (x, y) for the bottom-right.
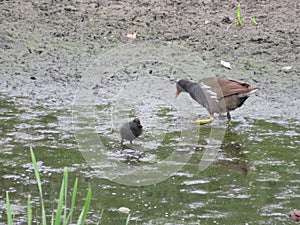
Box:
(120, 118), (143, 145)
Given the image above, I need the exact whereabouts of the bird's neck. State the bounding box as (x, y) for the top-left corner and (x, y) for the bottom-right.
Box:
(182, 81), (196, 93)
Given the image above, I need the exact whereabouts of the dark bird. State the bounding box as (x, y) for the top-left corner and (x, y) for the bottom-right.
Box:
(176, 77), (257, 124)
(120, 118), (143, 145)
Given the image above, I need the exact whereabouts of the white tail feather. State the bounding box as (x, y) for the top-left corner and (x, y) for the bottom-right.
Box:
(237, 89), (258, 97)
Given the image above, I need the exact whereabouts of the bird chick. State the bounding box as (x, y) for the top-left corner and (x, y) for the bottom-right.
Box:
(120, 118), (143, 145)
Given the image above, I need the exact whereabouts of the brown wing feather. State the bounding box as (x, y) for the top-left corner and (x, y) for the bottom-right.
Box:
(217, 78), (256, 97)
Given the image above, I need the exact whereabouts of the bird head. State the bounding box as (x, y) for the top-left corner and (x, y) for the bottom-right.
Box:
(133, 118), (143, 128)
(175, 80), (188, 97)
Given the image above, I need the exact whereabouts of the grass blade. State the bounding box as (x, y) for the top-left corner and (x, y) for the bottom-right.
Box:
(237, 4), (243, 26)
(6, 191), (13, 225)
(55, 174), (65, 225)
(251, 17), (257, 25)
(96, 209), (104, 225)
(77, 185), (92, 225)
(51, 212), (54, 225)
(30, 147), (47, 225)
(65, 177), (78, 224)
(63, 167), (68, 224)
(27, 195), (32, 225)
(125, 213), (131, 225)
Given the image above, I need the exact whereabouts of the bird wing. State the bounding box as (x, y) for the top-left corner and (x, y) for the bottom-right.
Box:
(189, 83), (209, 109)
(213, 78), (256, 97)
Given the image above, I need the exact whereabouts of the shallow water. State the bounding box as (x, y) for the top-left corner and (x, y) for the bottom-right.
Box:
(0, 72), (299, 224)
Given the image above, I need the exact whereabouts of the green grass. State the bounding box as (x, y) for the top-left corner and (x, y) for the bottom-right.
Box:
(125, 213), (131, 225)
(251, 17), (257, 25)
(236, 4), (258, 27)
(27, 195), (32, 225)
(6, 191), (12, 225)
(237, 4), (243, 26)
(5, 147), (131, 224)
(30, 146), (47, 225)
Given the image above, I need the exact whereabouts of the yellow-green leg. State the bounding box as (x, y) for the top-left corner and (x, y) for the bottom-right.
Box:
(227, 112), (232, 125)
(196, 114), (214, 125)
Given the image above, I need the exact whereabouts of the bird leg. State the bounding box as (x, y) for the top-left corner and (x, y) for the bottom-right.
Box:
(196, 114), (214, 125)
(227, 112), (232, 125)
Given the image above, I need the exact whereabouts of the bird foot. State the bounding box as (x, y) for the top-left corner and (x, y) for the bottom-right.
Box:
(196, 115), (214, 125)
(196, 119), (213, 125)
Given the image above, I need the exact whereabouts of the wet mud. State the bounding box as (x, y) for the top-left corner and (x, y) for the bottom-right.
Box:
(0, 0), (299, 120)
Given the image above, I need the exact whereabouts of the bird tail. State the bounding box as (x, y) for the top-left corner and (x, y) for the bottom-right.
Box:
(237, 88), (258, 97)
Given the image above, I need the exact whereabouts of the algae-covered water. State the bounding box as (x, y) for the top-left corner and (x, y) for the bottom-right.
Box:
(0, 73), (299, 224)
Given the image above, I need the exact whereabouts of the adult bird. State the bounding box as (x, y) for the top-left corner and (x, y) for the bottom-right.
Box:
(120, 118), (143, 145)
(176, 77), (257, 124)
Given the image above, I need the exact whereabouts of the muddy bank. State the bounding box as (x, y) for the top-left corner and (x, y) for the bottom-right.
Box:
(0, 0), (299, 114)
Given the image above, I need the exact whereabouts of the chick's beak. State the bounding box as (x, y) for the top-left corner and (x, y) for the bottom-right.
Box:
(175, 90), (179, 97)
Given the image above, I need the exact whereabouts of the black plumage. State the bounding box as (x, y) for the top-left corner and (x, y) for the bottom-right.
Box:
(120, 118), (143, 145)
